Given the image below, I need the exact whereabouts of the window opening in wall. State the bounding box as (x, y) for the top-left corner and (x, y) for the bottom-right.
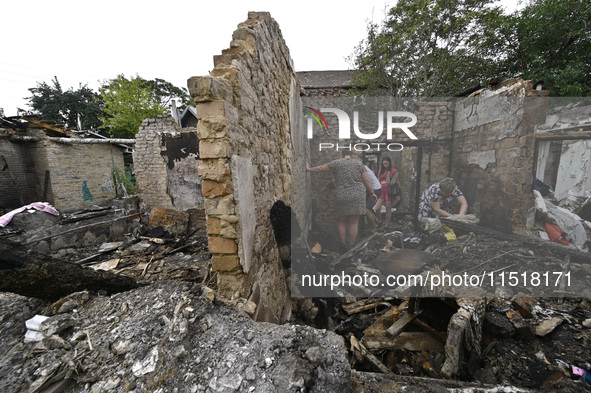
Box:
(362, 152), (380, 174)
(535, 138), (591, 200)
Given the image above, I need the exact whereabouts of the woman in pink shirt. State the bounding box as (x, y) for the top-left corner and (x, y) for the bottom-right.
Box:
(373, 157), (398, 230)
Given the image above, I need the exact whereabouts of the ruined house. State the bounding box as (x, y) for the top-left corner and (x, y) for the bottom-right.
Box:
(297, 71), (589, 237)
(3, 11), (590, 324)
(2, 10), (591, 392)
(132, 115), (203, 233)
(136, 13), (591, 323)
(0, 119), (130, 212)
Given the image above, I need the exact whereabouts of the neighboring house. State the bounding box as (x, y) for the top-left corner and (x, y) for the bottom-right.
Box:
(0, 117), (129, 212)
(170, 101), (198, 128)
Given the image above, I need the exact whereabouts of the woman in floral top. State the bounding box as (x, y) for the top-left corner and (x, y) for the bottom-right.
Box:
(418, 177), (468, 219)
(307, 152), (377, 246)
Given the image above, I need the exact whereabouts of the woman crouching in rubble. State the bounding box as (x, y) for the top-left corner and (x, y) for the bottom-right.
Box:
(418, 177), (468, 220)
(307, 151), (377, 246)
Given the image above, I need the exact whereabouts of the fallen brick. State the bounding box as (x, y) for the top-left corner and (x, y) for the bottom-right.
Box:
(511, 297), (537, 319)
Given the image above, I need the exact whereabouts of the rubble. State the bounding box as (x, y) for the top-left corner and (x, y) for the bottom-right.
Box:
(0, 281), (351, 393)
(2, 197), (591, 391)
(291, 214), (591, 391)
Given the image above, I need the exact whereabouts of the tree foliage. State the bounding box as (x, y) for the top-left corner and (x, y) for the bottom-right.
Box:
(23, 77), (103, 129)
(21, 75), (191, 137)
(99, 74), (191, 138)
(501, 0), (591, 96)
(351, 0), (505, 97)
(351, 0), (591, 97)
(99, 75), (167, 138)
(144, 78), (191, 111)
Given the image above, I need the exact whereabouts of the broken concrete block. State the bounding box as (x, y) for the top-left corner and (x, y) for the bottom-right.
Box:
(24, 330), (44, 343)
(202, 286), (215, 301)
(505, 310), (534, 338)
(583, 318), (591, 328)
(483, 311), (516, 336)
(235, 298), (257, 317)
(25, 315), (49, 332)
(535, 317), (565, 337)
(511, 297), (537, 319)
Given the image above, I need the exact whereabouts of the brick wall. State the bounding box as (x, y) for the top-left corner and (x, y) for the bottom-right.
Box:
(451, 81), (548, 233)
(0, 130), (39, 210)
(32, 131), (126, 212)
(300, 95), (455, 232)
(1, 128), (126, 212)
(133, 115), (203, 213)
(188, 12), (309, 323)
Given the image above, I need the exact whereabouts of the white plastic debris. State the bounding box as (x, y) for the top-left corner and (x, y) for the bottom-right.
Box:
(24, 330), (44, 343)
(24, 315), (50, 342)
(25, 315), (49, 331)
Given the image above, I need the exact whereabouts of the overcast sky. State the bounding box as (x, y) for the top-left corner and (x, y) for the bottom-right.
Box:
(0, 0), (519, 117)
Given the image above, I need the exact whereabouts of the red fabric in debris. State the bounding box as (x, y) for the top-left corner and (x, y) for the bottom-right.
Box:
(544, 222), (570, 246)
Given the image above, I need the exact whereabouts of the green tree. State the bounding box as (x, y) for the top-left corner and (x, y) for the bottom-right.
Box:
(501, 0), (591, 96)
(23, 76), (103, 129)
(144, 78), (191, 110)
(99, 74), (191, 138)
(350, 0), (505, 97)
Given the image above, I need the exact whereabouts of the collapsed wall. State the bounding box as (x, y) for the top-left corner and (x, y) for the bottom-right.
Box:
(188, 12), (308, 323)
(451, 80), (549, 233)
(133, 115), (203, 214)
(302, 78), (549, 234)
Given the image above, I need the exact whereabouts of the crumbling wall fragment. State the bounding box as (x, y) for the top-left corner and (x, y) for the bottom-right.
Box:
(452, 80), (549, 233)
(188, 12), (308, 322)
(133, 115), (203, 213)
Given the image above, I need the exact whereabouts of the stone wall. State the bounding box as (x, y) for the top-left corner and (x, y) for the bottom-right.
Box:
(1, 128), (126, 213)
(188, 12), (308, 323)
(451, 80), (548, 233)
(300, 95), (455, 233)
(30, 130), (126, 212)
(133, 115), (203, 214)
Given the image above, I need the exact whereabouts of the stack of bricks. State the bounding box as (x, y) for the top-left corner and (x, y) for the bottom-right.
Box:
(194, 99), (240, 275)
